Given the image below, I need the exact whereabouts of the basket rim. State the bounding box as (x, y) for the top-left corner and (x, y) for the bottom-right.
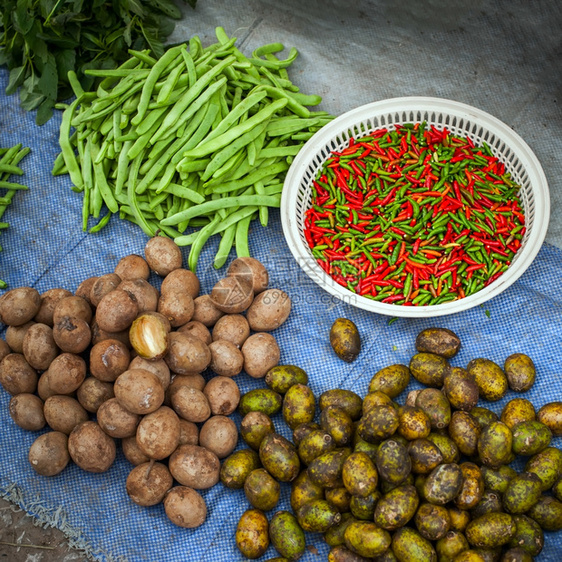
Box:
(280, 96), (551, 317)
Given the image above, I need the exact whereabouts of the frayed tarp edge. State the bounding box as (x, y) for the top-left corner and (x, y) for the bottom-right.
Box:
(1, 482), (128, 562)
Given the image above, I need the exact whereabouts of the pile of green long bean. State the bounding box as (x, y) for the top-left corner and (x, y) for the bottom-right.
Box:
(54, 27), (333, 271)
(0, 143), (30, 289)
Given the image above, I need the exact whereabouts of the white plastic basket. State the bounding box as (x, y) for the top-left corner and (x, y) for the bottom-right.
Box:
(281, 97), (550, 317)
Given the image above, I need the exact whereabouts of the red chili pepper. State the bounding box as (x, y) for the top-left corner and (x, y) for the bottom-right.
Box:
(349, 161), (364, 176)
(376, 265), (394, 279)
(387, 227), (405, 237)
(442, 196), (464, 210)
(404, 257), (430, 270)
(485, 271), (503, 286)
(379, 187), (397, 206)
(340, 146), (359, 156)
(382, 294), (406, 304)
(304, 123), (525, 305)
(442, 223), (454, 244)
(413, 268), (419, 289)
(437, 266), (459, 277)
(418, 190), (445, 197)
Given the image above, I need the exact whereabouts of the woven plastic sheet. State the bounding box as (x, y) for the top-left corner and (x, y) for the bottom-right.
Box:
(1, 0), (562, 560)
(3, 214), (562, 562)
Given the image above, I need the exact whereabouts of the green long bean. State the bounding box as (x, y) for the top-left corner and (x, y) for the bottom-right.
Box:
(132, 51), (181, 124)
(59, 99), (83, 190)
(150, 55), (237, 143)
(0, 143), (31, 287)
(235, 214), (253, 257)
(174, 206), (258, 245)
(53, 27), (334, 270)
(161, 194), (281, 225)
(201, 120), (270, 181)
(188, 214), (221, 272)
(184, 98), (288, 159)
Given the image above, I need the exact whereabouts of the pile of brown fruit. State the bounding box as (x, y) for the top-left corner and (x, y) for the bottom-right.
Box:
(0, 235), (292, 529)
(224, 327), (562, 561)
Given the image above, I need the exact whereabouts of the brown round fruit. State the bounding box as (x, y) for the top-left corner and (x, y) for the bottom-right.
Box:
(96, 397), (141, 438)
(168, 444), (220, 489)
(9, 393), (46, 431)
(122, 436), (150, 466)
(165, 331), (211, 375)
(203, 376), (240, 416)
(95, 290), (139, 333)
(209, 340), (244, 377)
(210, 276), (254, 314)
(52, 315), (91, 354)
(241, 333), (280, 378)
(199, 415), (239, 459)
(47, 353), (87, 394)
(211, 314), (250, 347)
(52, 295), (93, 325)
(191, 295), (224, 327)
(126, 462), (173, 506)
(171, 386), (211, 423)
(227, 257), (269, 294)
(22, 323), (59, 371)
(114, 369), (165, 415)
(0, 286), (41, 326)
(164, 486), (207, 528)
(157, 290), (194, 328)
(5, 321), (35, 353)
(36, 371), (56, 401)
(144, 236), (183, 277)
(136, 406), (181, 460)
(114, 254), (150, 281)
(0, 353), (38, 395)
(68, 421), (116, 473)
(160, 268), (200, 299)
(43, 395), (89, 435)
(90, 339), (131, 382)
(76, 377), (114, 413)
(246, 289), (292, 332)
(179, 419), (199, 446)
(28, 431), (70, 476)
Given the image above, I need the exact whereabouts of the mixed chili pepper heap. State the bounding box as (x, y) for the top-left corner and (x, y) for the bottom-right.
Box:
(303, 122), (526, 306)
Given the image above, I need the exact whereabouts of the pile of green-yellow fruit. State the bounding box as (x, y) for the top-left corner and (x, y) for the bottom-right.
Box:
(221, 327), (562, 561)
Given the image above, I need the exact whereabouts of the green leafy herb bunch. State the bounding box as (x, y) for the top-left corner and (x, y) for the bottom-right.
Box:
(0, 0), (197, 124)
